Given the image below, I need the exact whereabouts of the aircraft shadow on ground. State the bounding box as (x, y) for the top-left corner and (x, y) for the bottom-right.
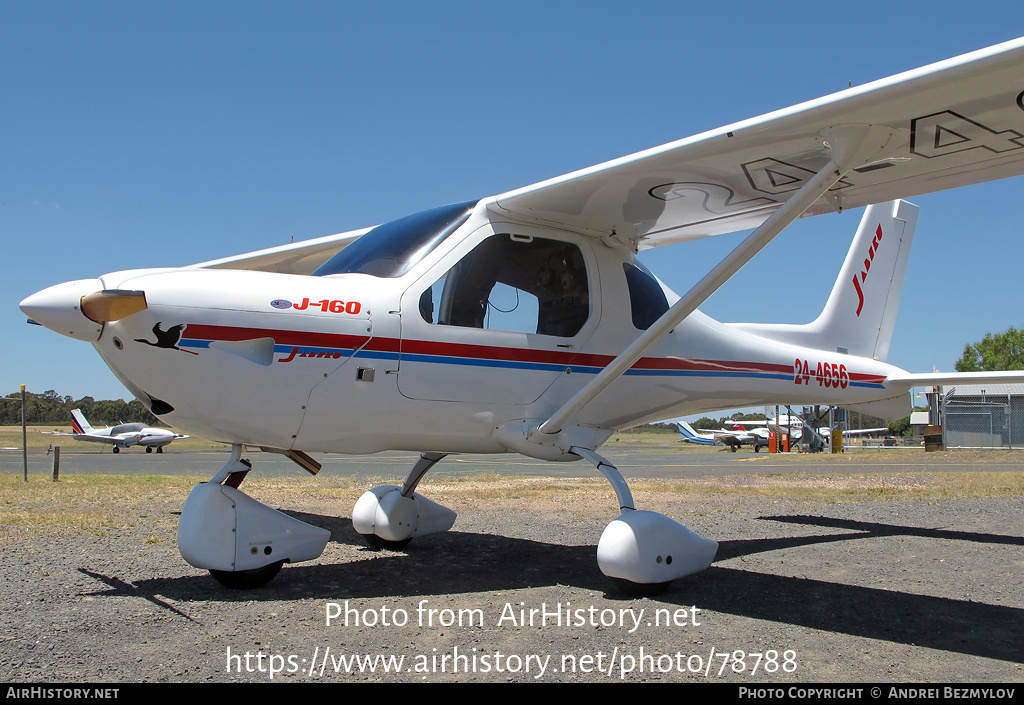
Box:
(78, 512), (1023, 663)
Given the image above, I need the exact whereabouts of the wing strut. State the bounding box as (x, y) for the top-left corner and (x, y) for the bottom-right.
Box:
(533, 125), (897, 438)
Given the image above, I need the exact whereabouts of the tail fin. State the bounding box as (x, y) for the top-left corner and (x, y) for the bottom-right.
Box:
(70, 409), (93, 435)
(732, 199), (918, 361)
(677, 421), (716, 445)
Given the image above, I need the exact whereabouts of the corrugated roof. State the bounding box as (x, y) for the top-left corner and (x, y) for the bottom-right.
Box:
(943, 383), (1024, 396)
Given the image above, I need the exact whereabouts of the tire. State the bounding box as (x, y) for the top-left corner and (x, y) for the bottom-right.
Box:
(363, 534), (412, 551)
(209, 561), (284, 589)
(610, 577), (671, 597)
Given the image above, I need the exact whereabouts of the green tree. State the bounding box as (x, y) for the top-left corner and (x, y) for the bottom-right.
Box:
(3, 389), (163, 426)
(888, 416), (912, 438)
(956, 326), (1024, 371)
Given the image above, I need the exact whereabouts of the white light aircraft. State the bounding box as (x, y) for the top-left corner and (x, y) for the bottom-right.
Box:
(65, 408), (188, 453)
(726, 416), (888, 440)
(677, 421), (768, 452)
(20, 38), (1024, 594)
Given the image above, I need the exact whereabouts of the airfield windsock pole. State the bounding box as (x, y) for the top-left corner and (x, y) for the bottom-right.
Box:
(21, 385), (27, 482)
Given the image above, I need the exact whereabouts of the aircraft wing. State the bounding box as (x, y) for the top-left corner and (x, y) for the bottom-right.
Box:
(699, 428), (751, 439)
(72, 433), (141, 446)
(189, 39), (1024, 269)
(839, 428), (889, 437)
(191, 227), (372, 275)
(705, 431), (751, 445)
(487, 38), (1024, 249)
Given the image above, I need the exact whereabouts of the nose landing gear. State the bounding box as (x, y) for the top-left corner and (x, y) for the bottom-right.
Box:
(178, 445), (330, 589)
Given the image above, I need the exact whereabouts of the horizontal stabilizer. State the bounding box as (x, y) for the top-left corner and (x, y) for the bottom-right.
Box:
(885, 370), (1024, 391)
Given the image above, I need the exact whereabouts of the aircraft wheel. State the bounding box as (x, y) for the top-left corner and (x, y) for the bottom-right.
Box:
(730, 445), (737, 452)
(610, 577), (671, 597)
(156, 446), (163, 454)
(209, 561), (284, 589)
(754, 444), (760, 453)
(363, 534), (412, 551)
(113, 446), (120, 454)
(146, 447), (153, 453)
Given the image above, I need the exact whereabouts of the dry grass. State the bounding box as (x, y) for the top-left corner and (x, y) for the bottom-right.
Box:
(2, 466), (1020, 542)
(0, 474), (196, 539)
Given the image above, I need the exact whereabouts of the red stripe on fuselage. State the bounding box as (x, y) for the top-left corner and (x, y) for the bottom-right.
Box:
(184, 324), (374, 350)
(182, 324), (878, 380)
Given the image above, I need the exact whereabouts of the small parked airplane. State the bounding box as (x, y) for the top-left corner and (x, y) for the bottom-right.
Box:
(20, 37), (1024, 594)
(726, 416), (889, 440)
(64, 409), (188, 453)
(676, 421), (768, 452)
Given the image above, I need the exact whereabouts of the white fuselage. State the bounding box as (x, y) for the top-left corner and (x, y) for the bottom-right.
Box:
(77, 427), (178, 449)
(84, 213), (902, 457)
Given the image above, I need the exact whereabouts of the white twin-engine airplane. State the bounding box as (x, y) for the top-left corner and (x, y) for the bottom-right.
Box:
(66, 408), (188, 453)
(20, 38), (1024, 593)
(676, 421), (768, 452)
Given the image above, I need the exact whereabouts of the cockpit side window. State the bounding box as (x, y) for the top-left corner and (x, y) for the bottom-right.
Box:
(420, 234), (590, 337)
(313, 200), (476, 278)
(623, 262), (669, 330)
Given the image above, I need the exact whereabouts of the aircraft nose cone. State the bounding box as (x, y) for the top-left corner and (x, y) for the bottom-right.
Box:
(20, 279), (105, 341)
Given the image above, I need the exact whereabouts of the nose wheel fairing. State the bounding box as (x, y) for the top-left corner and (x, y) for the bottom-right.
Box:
(178, 482), (330, 575)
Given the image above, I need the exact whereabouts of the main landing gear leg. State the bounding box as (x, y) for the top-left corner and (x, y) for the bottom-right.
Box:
(177, 444), (330, 589)
(352, 452), (457, 550)
(572, 446), (718, 596)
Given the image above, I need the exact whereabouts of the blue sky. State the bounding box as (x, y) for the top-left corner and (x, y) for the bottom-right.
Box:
(3, 1), (1023, 420)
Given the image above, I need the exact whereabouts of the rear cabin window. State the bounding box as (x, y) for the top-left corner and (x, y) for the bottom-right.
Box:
(623, 262), (669, 330)
(420, 234), (590, 337)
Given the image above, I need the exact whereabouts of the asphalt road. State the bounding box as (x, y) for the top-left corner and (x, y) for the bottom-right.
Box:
(5, 442), (1024, 482)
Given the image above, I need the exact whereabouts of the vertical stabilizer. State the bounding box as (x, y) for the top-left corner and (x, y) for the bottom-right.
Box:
(70, 409), (94, 435)
(730, 200), (918, 361)
(676, 421), (716, 445)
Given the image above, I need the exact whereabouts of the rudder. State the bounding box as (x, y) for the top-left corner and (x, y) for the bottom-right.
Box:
(70, 409), (94, 435)
(731, 200), (918, 361)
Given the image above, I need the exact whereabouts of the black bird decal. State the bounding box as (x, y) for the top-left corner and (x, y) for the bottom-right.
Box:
(134, 323), (199, 355)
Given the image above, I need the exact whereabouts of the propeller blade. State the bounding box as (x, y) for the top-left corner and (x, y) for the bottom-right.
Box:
(80, 290), (148, 322)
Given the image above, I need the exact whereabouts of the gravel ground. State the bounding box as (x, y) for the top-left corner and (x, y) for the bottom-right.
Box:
(1, 474), (1022, 684)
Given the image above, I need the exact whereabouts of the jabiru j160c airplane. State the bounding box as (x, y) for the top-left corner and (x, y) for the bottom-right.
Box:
(20, 37), (1024, 593)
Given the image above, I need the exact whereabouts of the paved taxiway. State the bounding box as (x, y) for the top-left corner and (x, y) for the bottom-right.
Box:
(5, 442), (1023, 481)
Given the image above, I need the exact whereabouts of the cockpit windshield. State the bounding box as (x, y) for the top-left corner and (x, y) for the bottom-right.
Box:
(312, 200), (477, 278)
